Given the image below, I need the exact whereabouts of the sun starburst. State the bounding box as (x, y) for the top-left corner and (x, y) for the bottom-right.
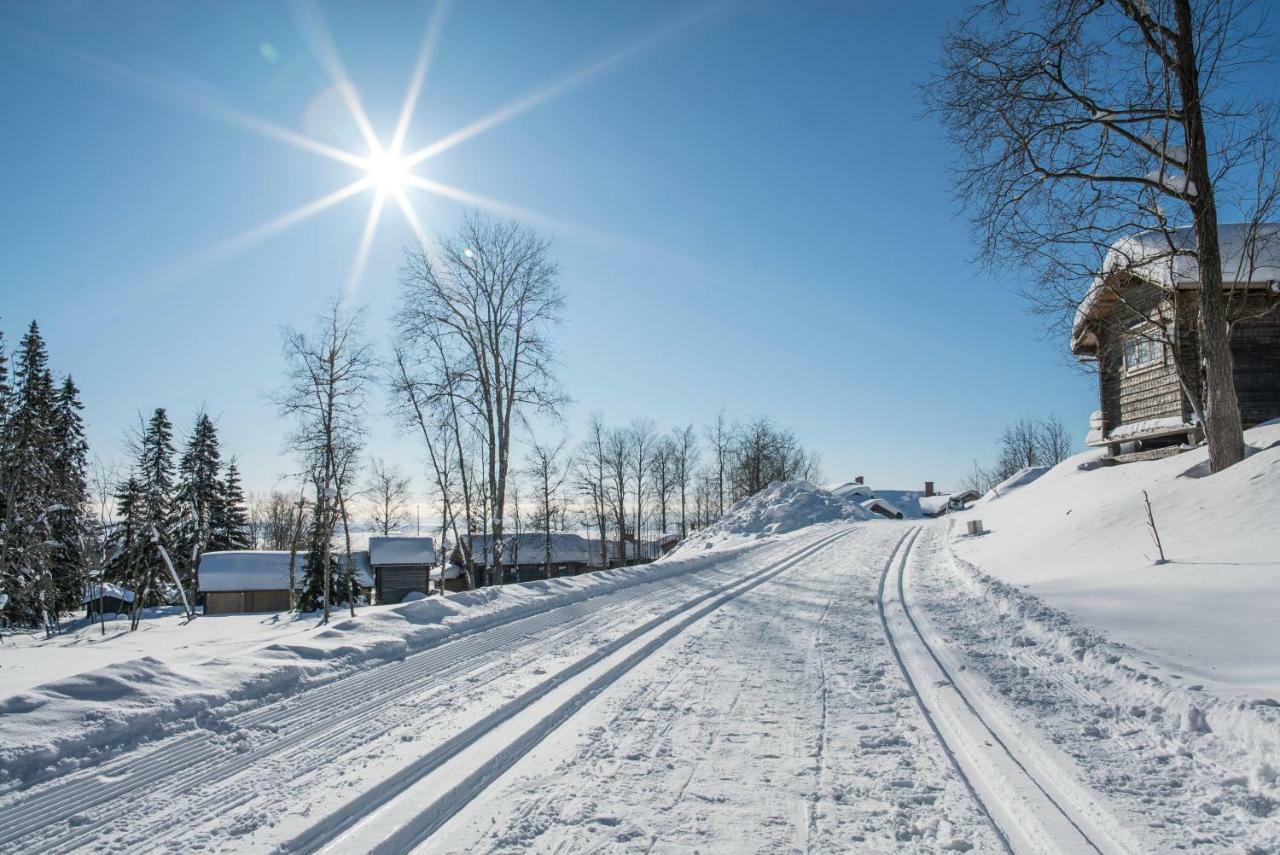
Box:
(19, 0), (728, 292)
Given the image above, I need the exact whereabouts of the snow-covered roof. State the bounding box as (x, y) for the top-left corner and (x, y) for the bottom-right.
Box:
(350, 550), (375, 588)
(82, 583), (135, 605)
(502, 532), (591, 564)
(430, 564), (465, 581)
(829, 481), (874, 499)
(1073, 223), (1280, 350)
(198, 551), (307, 592)
(918, 495), (951, 516)
(368, 536), (436, 567)
(861, 497), (903, 518)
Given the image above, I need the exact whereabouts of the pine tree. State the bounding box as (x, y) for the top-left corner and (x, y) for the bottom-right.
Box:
(132, 408), (176, 611)
(105, 475), (145, 600)
(208, 459), (252, 552)
(0, 322), (58, 628)
(48, 376), (89, 614)
(174, 413), (222, 594)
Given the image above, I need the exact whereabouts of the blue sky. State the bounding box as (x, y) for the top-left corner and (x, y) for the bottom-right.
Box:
(0, 0), (1100, 499)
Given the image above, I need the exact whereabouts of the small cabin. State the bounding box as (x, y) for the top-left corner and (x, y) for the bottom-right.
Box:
(83, 583), (135, 619)
(861, 498), (904, 520)
(198, 551), (303, 614)
(368, 536), (436, 605)
(1072, 224), (1280, 460)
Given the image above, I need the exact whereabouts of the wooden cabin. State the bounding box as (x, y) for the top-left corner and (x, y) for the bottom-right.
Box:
(83, 583), (135, 619)
(1071, 224), (1280, 461)
(497, 532), (592, 582)
(368, 536), (436, 605)
(198, 551), (301, 614)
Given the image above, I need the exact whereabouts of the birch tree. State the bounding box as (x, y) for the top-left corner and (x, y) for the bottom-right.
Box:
(276, 299), (375, 622)
(365, 458), (412, 536)
(397, 213), (565, 584)
(525, 436), (567, 578)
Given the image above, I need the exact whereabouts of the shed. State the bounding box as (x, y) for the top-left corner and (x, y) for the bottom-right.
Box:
(83, 583), (135, 619)
(369, 536), (436, 605)
(198, 551), (303, 615)
(431, 563), (468, 593)
(1071, 223), (1280, 460)
(861, 498), (904, 520)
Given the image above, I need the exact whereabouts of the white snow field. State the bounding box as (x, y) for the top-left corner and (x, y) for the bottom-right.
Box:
(0, 475), (1277, 852)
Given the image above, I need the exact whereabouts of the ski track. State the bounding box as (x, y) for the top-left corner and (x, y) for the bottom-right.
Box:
(880, 524), (1144, 855)
(428, 523), (1000, 854)
(913, 524), (1280, 853)
(0, 527), (843, 853)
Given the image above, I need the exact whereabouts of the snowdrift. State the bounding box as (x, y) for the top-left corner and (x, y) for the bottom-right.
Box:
(953, 419), (1280, 700)
(675, 481), (871, 553)
(0, 535), (785, 787)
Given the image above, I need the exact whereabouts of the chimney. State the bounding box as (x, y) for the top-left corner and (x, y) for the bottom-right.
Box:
(924, 481), (935, 497)
(854, 475), (864, 485)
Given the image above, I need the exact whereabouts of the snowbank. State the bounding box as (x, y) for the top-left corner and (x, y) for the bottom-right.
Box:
(0, 529), (810, 786)
(674, 482), (870, 553)
(976, 465), (1049, 504)
(953, 419), (1280, 700)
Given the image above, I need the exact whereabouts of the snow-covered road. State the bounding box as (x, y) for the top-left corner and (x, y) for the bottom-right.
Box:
(7, 514), (1271, 852)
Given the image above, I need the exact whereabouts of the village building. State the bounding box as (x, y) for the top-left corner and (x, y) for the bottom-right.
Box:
(1071, 223), (1280, 461)
(502, 532), (592, 581)
(368, 536), (436, 605)
(82, 583), (135, 619)
(198, 551), (304, 615)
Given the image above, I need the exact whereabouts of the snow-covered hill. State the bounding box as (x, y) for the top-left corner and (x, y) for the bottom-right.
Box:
(953, 419), (1280, 700)
(674, 481), (872, 555)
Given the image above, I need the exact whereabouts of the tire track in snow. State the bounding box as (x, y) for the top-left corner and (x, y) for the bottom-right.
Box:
(880, 525), (1125, 854)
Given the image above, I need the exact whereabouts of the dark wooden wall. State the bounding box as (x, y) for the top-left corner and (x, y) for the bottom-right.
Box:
(1230, 294), (1280, 427)
(204, 589), (290, 614)
(376, 566), (429, 605)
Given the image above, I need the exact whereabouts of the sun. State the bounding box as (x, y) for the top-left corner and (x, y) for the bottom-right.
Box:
(365, 151), (409, 192)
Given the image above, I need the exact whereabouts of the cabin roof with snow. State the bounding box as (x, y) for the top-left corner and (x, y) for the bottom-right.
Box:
(368, 536), (436, 567)
(502, 532), (591, 564)
(1072, 223), (1280, 354)
(198, 551), (306, 592)
(81, 583), (135, 605)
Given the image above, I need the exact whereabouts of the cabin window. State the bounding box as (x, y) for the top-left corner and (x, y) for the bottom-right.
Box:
(1123, 334), (1162, 371)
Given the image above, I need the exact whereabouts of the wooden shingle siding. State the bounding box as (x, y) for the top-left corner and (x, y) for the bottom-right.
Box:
(1096, 280), (1183, 433)
(376, 566), (428, 605)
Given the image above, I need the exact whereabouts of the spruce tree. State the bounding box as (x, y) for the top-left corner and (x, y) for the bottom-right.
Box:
(49, 376), (89, 614)
(1, 322), (58, 628)
(174, 413), (222, 594)
(208, 459), (252, 551)
(133, 408), (176, 610)
(105, 475), (145, 607)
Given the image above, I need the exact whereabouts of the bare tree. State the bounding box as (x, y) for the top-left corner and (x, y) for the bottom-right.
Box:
(1036, 413), (1074, 466)
(670, 424), (699, 539)
(365, 458), (412, 536)
(628, 418), (657, 550)
(275, 298), (375, 623)
(252, 490), (300, 550)
(525, 436), (568, 578)
(574, 414), (611, 569)
(649, 436), (676, 536)
(604, 427), (631, 566)
(705, 409), (732, 517)
(929, 0), (1280, 472)
(397, 212), (565, 583)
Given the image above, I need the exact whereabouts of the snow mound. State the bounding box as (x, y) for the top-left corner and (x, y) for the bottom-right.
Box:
(682, 482), (871, 551)
(978, 465), (1048, 503)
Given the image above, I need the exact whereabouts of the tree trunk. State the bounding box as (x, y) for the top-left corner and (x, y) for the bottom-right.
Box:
(1173, 0), (1244, 471)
